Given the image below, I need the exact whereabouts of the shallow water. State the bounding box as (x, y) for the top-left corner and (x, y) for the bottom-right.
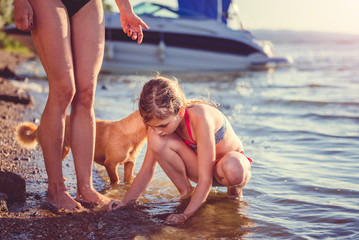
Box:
(13, 34), (359, 239)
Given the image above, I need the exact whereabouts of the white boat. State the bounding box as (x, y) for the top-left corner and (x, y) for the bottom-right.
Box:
(3, 1), (291, 74)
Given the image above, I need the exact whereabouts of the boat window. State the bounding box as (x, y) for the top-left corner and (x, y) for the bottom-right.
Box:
(133, 3), (160, 15)
(152, 9), (178, 18)
(133, 3), (178, 18)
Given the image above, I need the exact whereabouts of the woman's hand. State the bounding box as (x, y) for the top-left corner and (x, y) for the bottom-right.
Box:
(107, 200), (126, 211)
(165, 213), (188, 225)
(14, 0), (34, 32)
(120, 12), (149, 44)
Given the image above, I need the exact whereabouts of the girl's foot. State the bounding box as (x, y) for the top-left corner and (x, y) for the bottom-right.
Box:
(180, 186), (194, 199)
(227, 186), (243, 200)
(46, 190), (84, 212)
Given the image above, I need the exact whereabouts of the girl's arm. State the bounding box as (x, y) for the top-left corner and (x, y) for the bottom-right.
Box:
(114, 0), (149, 44)
(166, 110), (216, 224)
(108, 145), (157, 211)
(123, 146), (157, 203)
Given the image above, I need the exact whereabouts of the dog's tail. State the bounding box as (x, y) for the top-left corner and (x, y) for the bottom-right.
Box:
(15, 122), (39, 149)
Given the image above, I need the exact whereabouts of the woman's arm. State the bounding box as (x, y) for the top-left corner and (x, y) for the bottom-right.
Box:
(114, 0), (149, 44)
(14, 0), (33, 32)
(166, 109), (216, 224)
(108, 146), (157, 211)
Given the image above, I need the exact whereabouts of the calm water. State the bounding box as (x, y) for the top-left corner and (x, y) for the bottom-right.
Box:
(14, 33), (359, 239)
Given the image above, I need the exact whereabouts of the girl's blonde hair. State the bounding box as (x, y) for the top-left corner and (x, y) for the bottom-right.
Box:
(139, 76), (217, 123)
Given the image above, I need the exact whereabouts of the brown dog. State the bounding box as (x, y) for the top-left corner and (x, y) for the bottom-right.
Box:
(15, 110), (147, 184)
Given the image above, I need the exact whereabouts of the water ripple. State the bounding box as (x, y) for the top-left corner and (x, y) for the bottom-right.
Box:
(265, 99), (359, 107)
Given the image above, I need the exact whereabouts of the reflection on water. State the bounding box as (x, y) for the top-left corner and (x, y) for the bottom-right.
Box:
(104, 186), (254, 239)
(10, 36), (359, 239)
(97, 161), (254, 238)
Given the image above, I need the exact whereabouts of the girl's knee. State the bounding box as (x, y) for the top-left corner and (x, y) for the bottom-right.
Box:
(222, 153), (250, 186)
(223, 164), (244, 185)
(148, 132), (169, 154)
(148, 132), (180, 154)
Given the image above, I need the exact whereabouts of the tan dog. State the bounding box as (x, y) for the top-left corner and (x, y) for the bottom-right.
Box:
(15, 110), (147, 184)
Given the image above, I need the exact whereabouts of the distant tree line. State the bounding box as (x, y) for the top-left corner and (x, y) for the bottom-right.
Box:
(0, 0), (20, 50)
(0, 0), (14, 29)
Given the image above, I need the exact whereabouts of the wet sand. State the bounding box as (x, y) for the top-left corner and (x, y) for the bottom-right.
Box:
(0, 50), (43, 205)
(0, 50), (165, 239)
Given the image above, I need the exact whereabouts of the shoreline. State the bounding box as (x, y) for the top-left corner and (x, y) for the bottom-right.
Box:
(0, 50), (49, 213)
(0, 49), (163, 240)
(0, 50), (110, 238)
(0, 49), (45, 205)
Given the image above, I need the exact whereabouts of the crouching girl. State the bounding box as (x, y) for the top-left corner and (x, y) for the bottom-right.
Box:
(109, 76), (252, 225)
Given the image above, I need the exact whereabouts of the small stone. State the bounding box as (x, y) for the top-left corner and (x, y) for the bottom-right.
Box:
(0, 193), (8, 212)
(0, 171), (26, 203)
(34, 194), (41, 200)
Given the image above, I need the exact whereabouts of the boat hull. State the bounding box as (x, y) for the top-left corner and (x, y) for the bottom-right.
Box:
(3, 9), (290, 74)
(102, 40), (256, 73)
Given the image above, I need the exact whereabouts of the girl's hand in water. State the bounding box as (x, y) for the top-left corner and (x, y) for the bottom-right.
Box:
(165, 213), (188, 225)
(14, 0), (34, 32)
(107, 200), (126, 211)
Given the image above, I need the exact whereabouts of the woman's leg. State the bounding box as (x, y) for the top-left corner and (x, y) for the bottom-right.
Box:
(29, 0), (78, 210)
(148, 132), (197, 198)
(69, 0), (110, 204)
(214, 151), (251, 198)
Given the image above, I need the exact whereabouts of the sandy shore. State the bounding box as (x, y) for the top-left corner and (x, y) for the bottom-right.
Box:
(0, 50), (164, 239)
(0, 50), (43, 205)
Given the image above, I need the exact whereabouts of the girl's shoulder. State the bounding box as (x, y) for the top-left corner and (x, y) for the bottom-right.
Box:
(188, 104), (222, 120)
(188, 105), (224, 133)
(188, 103), (213, 113)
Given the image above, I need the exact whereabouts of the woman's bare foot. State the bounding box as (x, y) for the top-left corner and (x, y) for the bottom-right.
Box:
(227, 186), (243, 199)
(76, 186), (112, 206)
(47, 189), (84, 212)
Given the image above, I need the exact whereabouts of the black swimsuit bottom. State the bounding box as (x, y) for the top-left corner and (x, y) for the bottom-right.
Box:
(61, 0), (91, 17)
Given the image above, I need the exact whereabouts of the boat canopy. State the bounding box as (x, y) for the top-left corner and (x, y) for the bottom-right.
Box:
(133, 1), (231, 23)
(178, 0), (231, 23)
(133, 2), (208, 19)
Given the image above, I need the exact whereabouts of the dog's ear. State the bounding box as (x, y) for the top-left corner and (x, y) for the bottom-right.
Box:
(178, 106), (185, 118)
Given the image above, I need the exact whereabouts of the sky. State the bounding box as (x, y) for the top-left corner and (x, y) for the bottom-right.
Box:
(234, 0), (359, 35)
(122, 0), (359, 35)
